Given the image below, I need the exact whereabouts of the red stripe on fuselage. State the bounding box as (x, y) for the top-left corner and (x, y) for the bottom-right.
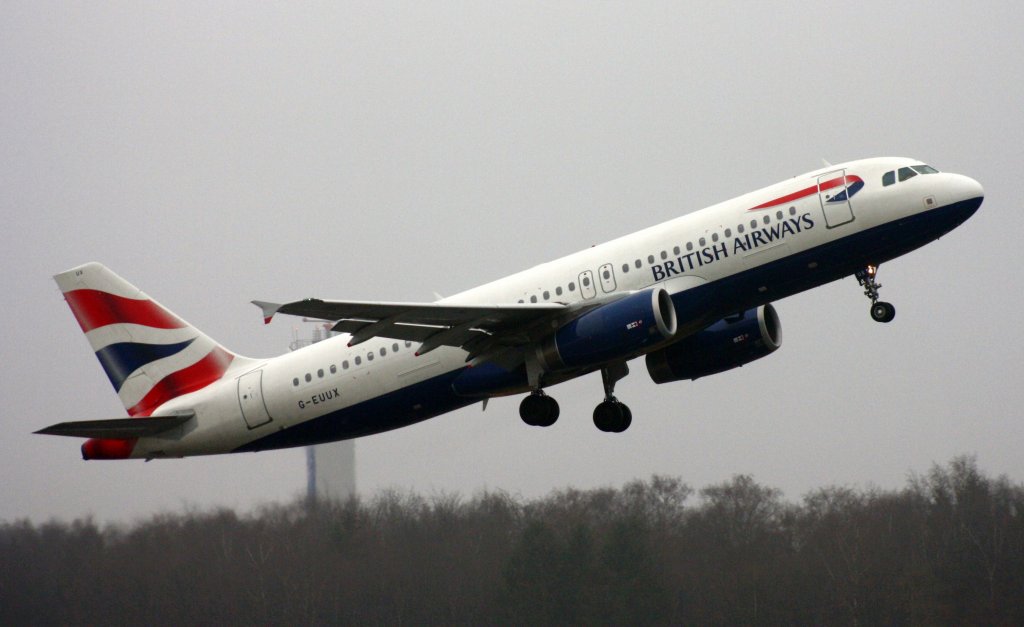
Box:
(127, 347), (234, 417)
(748, 175), (854, 211)
(64, 289), (185, 333)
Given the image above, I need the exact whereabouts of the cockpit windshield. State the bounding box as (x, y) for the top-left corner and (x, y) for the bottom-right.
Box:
(882, 164), (939, 186)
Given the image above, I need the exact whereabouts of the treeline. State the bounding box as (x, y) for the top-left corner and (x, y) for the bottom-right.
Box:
(2, 457), (1023, 625)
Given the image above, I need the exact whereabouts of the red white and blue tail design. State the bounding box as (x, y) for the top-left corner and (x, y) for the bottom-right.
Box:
(54, 263), (248, 418)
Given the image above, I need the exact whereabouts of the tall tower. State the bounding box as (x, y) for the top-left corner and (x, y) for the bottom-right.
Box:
(291, 324), (356, 504)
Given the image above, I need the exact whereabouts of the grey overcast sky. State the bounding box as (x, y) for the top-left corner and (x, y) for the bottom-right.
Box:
(2, 2), (1022, 523)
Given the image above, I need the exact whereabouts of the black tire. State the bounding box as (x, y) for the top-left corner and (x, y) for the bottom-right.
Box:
(519, 394), (543, 426)
(871, 301), (896, 323)
(535, 395), (560, 427)
(611, 404), (632, 433)
(593, 401), (621, 432)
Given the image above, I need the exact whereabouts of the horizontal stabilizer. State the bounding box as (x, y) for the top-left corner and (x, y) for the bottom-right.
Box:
(251, 300), (282, 325)
(35, 411), (195, 439)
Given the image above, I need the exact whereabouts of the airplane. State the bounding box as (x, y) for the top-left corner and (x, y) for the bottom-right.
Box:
(37, 157), (983, 459)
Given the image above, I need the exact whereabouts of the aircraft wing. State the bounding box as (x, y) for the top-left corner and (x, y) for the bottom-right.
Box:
(253, 298), (596, 363)
(35, 411), (195, 439)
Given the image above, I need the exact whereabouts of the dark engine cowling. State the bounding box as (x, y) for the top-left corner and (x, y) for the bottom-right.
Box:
(539, 288), (678, 371)
(645, 304), (781, 383)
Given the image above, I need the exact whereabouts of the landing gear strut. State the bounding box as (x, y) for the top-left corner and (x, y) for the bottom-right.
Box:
(856, 265), (895, 323)
(519, 353), (559, 427)
(593, 362), (632, 433)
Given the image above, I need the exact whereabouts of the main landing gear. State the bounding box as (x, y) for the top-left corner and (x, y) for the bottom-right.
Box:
(856, 264), (896, 323)
(593, 362), (632, 433)
(517, 362), (633, 433)
(519, 391), (559, 427)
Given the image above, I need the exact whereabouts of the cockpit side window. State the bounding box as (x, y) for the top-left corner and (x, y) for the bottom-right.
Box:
(882, 171), (895, 186)
(911, 164), (939, 175)
(898, 167), (917, 182)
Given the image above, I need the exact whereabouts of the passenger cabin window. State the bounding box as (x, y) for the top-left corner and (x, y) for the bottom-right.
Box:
(898, 167), (917, 182)
(882, 171), (896, 186)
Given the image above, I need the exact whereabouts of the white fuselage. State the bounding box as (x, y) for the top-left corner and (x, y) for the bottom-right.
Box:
(133, 157), (983, 458)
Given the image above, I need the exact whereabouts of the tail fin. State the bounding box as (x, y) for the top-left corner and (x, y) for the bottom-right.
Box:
(54, 262), (250, 417)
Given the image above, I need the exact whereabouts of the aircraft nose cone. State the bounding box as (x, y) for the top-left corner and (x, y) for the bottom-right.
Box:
(952, 173), (984, 204)
(943, 173), (984, 223)
(960, 174), (984, 202)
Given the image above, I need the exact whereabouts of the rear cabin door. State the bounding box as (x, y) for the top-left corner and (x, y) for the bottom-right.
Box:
(818, 169), (855, 228)
(238, 369), (272, 429)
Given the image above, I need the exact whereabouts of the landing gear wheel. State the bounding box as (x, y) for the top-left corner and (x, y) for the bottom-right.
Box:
(612, 404), (632, 433)
(856, 265), (896, 323)
(593, 400), (631, 433)
(519, 393), (559, 427)
(870, 301), (895, 323)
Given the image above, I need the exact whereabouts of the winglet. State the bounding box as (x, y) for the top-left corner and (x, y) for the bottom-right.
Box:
(252, 300), (282, 325)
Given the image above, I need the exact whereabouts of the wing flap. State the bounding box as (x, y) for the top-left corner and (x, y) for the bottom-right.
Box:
(35, 411), (195, 439)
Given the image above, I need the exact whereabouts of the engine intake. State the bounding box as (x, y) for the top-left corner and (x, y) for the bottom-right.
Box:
(646, 304), (781, 383)
(539, 288), (677, 371)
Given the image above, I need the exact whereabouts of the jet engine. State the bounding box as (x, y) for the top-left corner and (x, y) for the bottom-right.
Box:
(538, 287), (678, 371)
(645, 304), (781, 383)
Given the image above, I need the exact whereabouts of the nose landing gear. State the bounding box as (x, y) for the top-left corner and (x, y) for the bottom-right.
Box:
(856, 265), (895, 323)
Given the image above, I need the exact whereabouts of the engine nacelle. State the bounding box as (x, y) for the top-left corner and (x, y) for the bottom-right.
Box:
(645, 304), (781, 383)
(539, 288), (677, 371)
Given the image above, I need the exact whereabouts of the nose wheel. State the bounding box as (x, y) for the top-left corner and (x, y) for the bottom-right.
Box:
(856, 265), (895, 323)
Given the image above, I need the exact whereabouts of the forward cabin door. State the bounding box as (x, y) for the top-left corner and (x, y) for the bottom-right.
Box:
(238, 369), (272, 429)
(818, 169), (855, 228)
